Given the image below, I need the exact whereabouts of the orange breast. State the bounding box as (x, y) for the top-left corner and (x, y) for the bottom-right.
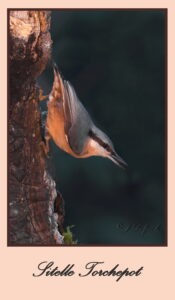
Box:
(46, 100), (74, 155)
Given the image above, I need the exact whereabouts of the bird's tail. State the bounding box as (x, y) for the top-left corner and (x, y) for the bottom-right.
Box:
(49, 61), (64, 103)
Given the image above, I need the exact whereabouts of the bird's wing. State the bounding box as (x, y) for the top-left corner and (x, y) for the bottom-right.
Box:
(62, 80), (92, 154)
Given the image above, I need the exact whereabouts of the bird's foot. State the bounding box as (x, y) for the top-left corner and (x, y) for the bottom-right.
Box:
(38, 89), (49, 101)
(40, 136), (51, 158)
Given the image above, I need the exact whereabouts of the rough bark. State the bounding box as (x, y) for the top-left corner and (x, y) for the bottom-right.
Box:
(8, 10), (64, 245)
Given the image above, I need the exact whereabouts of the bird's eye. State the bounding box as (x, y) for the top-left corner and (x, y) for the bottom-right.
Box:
(103, 143), (109, 150)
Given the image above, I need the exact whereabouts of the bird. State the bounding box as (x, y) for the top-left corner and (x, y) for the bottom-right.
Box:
(43, 63), (127, 169)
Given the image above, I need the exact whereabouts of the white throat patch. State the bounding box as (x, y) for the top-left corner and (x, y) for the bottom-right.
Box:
(89, 139), (107, 157)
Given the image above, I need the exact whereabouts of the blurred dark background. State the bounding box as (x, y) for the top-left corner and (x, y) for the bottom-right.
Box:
(38, 10), (166, 245)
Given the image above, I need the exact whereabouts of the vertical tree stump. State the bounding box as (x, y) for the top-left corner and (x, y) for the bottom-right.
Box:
(8, 10), (64, 245)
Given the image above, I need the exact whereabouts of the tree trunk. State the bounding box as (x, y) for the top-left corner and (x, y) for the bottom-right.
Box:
(8, 10), (64, 245)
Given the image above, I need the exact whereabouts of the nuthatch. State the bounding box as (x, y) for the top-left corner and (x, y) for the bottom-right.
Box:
(43, 63), (127, 169)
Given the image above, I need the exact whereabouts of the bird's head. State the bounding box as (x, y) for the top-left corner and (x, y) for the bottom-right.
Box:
(88, 127), (127, 169)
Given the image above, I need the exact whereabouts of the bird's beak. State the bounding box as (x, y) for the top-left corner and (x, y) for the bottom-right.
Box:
(108, 152), (128, 169)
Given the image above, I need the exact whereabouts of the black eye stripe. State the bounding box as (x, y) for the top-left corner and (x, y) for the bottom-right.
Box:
(89, 130), (104, 147)
(89, 130), (111, 152)
(103, 143), (109, 149)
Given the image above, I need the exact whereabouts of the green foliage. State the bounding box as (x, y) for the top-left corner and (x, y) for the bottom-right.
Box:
(63, 225), (78, 245)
